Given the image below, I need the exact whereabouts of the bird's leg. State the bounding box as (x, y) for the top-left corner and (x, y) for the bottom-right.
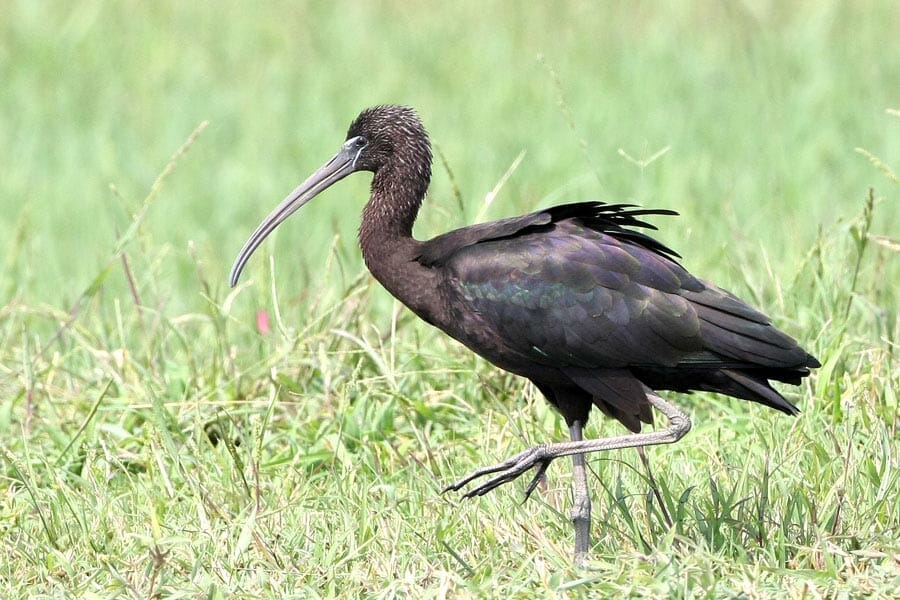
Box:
(569, 420), (591, 566)
(444, 391), (691, 500)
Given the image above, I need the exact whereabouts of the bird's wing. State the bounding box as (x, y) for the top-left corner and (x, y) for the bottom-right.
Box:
(440, 217), (808, 371)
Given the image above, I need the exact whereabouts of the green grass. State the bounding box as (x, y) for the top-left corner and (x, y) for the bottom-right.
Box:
(1, 1), (898, 597)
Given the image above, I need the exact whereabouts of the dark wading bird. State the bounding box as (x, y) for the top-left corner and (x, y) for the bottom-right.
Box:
(230, 105), (819, 564)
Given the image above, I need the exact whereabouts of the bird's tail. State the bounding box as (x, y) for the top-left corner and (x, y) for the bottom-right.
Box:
(710, 368), (811, 415)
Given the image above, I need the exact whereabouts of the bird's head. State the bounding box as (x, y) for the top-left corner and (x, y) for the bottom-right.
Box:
(345, 105), (430, 173)
(228, 105), (430, 287)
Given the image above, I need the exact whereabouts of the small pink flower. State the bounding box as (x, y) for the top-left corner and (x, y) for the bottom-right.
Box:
(256, 310), (271, 335)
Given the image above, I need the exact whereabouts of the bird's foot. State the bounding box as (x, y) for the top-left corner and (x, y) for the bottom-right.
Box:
(442, 445), (555, 500)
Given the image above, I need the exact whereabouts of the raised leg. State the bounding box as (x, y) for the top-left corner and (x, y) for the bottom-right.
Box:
(444, 391), (691, 502)
(569, 420), (591, 566)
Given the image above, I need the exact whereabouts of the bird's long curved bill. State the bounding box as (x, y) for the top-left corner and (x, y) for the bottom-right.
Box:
(229, 147), (358, 287)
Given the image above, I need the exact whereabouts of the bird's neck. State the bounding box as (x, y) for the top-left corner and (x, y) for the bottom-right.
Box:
(361, 165), (424, 236)
(358, 155), (430, 252)
(358, 166), (438, 319)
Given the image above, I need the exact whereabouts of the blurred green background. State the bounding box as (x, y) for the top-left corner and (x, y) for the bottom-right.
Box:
(2, 1), (897, 313)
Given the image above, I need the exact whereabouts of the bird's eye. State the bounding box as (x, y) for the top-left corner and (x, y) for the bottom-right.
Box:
(345, 136), (368, 151)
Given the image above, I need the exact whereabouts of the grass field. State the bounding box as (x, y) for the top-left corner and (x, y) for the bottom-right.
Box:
(2, 1), (898, 597)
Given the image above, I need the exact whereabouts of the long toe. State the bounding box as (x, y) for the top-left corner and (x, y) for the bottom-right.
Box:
(443, 455), (524, 493)
(464, 470), (522, 498)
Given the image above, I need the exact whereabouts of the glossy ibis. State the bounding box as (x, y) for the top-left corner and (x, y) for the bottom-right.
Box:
(229, 105), (819, 564)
